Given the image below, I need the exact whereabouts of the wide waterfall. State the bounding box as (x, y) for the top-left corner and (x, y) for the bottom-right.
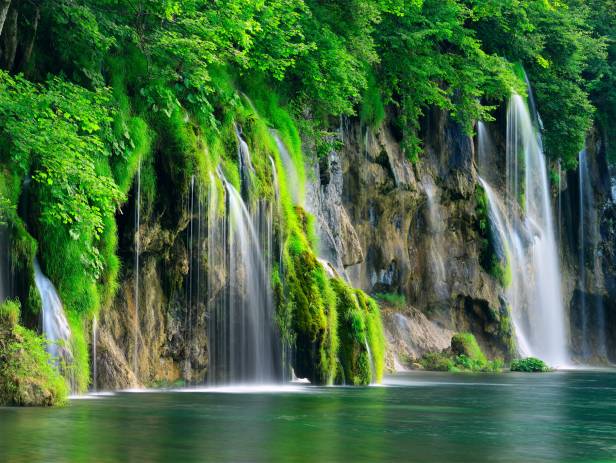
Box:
(34, 260), (74, 378)
(207, 173), (280, 383)
(477, 91), (569, 366)
(577, 150), (607, 358)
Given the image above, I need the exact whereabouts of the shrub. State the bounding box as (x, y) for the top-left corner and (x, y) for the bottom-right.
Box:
(510, 357), (551, 372)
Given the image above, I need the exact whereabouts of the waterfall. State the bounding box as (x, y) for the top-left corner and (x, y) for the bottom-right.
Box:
(478, 178), (534, 357)
(34, 260), (74, 382)
(421, 176), (448, 300)
(578, 150), (607, 358)
(133, 158), (141, 377)
(234, 125), (255, 198)
(207, 169), (280, 384)
(271, 132), (302, 205)
(476, 90), (568, 367)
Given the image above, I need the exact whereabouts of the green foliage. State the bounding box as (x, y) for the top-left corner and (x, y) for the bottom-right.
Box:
(421, 332), (503, 373)
(471, 0), (606, 167)
(0, 300), (69, 406)
(0, 300), (20, 327)
(360, 71), (386, 129)
(510, 357), (551, 373)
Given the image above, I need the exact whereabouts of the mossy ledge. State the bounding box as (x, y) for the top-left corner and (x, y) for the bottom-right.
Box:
(0, 300), (68, 406)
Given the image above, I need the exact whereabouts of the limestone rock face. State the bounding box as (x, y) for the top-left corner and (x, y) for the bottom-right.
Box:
(381, 306), (453, 371)
(307, 110), (512, 361)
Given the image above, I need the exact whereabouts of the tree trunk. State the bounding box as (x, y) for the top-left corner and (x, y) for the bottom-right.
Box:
(17, 6), (39, 72)
(3, 7), (17, 70)
(0, 0), (10, 38)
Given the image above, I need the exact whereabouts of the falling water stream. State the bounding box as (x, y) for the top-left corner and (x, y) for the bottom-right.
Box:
(34, 259), (74, 388)
(477, 89), (569, 366)
(272, 131), (303, 205)
(578, 150), (607, 358)
(133, 158), (141, 377)
(421, 176), (448, 300)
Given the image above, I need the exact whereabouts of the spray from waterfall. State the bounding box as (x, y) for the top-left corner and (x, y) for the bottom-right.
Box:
(34, 259), (74, 387)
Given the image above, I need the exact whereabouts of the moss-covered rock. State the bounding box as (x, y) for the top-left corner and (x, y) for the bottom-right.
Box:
(420, 332), (503, 373)
(0, 300), (68, 406)
(331, 278), (385, 385)
(451, 332), (488, 364)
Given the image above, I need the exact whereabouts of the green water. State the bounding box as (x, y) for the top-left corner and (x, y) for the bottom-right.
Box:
(1, 371), (615, 462)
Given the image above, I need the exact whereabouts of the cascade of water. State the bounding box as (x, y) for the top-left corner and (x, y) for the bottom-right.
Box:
(186, 174), (196, 350)
(578, 150), (589, 357)
(578, 150), (607, 358)
(421, 176), (448, 300)
(477, 121), (496, 180)
(208, 169), (280, 383)
(271, 132), (303, 205)
(234, 125), (255, 197)
(34, 260), (74, 384)
(479, 91), (568, 366)
(206, 173), (226, 384)
(133, 158), (141, 377)
(478, 178), (534, 357)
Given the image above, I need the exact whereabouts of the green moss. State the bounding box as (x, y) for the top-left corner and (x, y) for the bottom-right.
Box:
(510, 357), (551, 372)
(0, 300), (69, 406)
(374, 292), (407, 310)
(331, 278), (385, 385)
(451, 332), (487, 364)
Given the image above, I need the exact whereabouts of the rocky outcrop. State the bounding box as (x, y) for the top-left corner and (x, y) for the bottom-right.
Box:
(381, 305), (453, 371)
(307, 110), (512, 360)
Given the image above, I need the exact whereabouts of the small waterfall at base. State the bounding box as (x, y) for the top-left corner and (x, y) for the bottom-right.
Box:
(476, 91), (568, 367)
(34, 260), (74, 386)
(207, 170), (281, 384)
(578, 150), (607, 358)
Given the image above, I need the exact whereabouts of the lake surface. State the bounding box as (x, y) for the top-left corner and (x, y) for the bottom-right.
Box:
(1, 370), (615, 462)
